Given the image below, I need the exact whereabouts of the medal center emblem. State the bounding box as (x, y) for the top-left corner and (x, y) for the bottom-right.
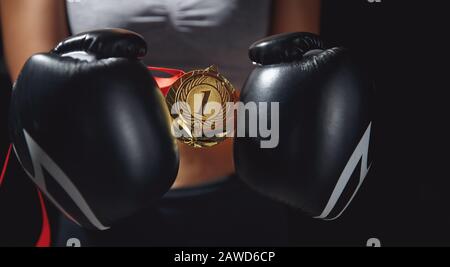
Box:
(166, 66), (237, 148)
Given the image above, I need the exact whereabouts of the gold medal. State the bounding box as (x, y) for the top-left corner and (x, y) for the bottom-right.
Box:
(166, 66), (237, 148)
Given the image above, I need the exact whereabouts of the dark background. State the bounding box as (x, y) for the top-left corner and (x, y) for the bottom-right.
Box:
(0, 0), (448, 246)
(290, 0), (449, 246)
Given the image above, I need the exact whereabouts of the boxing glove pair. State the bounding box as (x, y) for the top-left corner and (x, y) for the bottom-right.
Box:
(9, 29), (374, 231)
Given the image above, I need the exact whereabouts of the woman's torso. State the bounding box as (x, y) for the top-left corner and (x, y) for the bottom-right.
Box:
(61, 0), (286, 247)
(66, 0), (272, 89)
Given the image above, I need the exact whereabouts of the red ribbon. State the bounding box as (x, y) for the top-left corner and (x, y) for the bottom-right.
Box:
(0, 144), (51, 247)
(0, 144), (12, 187)
(35, 189), (51, 247)
(148, 66), (185, 96)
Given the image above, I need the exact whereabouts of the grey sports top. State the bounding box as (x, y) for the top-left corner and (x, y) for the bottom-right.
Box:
(66, 0), (272, 89)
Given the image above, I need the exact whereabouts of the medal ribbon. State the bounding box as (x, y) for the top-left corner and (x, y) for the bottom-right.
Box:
(148, 66), (185, 96)
(0, 145), (50, 247)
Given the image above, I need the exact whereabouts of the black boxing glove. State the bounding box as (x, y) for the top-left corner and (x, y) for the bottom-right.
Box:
(235, 33), (375, 220)
(9, 29), (179, 230)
